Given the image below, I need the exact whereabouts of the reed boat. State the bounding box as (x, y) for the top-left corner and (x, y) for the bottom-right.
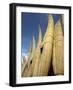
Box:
(32, 26), (42, 76)
(62, 15), (64, 27)
(21, 36), (36, 77)
(52, 20), (64, 75)
(27, 36), (36, 77)
(62, 15), (64, 35)
(38, 15), (54, 76)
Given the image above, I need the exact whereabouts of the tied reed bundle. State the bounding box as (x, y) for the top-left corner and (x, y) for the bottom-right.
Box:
(62, 15), (64, 35)
(32, 26), (42, 76)
(22, 36), (36, 77)
(52, 20), (64, 75)
(38, 15), (54, 76)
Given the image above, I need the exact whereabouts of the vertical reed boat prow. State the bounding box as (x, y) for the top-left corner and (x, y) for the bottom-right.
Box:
(29, 35), (36, 67)
(62, 15), (64, 26)
(62, 15), (64, 35)
(21, 36), (36, 77)
(38, 15), (54, 76)
(32, 26), (42, 76)
(27, 35), (36, 76)
(52, 20), (64, 75)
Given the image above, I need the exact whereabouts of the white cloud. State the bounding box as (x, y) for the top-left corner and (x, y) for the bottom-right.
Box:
(22, 52), (28, 60)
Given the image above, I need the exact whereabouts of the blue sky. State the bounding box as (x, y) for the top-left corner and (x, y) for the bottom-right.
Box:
(21, 12), (62, 56)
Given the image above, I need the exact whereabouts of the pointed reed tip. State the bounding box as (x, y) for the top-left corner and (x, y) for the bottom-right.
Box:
(48, 14), (54, 24)
(49, 14), (53, 19)
(55, 19), (62, 32)
(55, 19), (61, 27)
(62, 15), (64, 24)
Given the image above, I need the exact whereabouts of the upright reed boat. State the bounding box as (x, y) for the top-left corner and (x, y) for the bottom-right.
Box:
(52, 20), (64, 75)
(21, 36), (36, 77)
(62, 15), (64, 35)
(38, 15), (54, 76)
(32, 26), (42, 76)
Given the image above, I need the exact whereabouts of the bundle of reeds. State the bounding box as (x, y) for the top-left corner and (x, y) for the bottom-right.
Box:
(52, 20), (64, 75)
(32, 26), (42, 76)
(21, 36), (36, 77)
(62, 15), (64, 35)
(62, 15), (64, 27)
(38, 15), (54, 76)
